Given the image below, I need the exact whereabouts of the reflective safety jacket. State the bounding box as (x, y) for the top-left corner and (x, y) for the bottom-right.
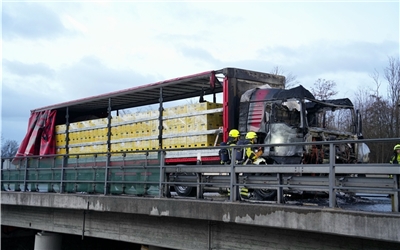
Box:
(390, 153), (400, 164)
(245, 141), (262, 163)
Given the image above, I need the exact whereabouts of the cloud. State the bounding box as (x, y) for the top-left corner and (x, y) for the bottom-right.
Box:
(1, 56), (159, 142)
(3, 59), (56, 78)
(57, 56), (159, 99)
(2, 2), (72, 40)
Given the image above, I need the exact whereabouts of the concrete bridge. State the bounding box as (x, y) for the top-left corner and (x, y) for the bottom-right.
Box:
(2, 192), (400, 250)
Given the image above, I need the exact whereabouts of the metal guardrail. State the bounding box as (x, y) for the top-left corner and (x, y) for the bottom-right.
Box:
(1, 138), (399, 212)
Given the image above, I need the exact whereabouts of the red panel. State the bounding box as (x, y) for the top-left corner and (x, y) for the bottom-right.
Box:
(222, 77), (229, 142)
(13, 110), (57, 160)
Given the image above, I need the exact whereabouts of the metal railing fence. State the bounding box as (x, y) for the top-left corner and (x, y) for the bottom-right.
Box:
(1, 138), (399, 212)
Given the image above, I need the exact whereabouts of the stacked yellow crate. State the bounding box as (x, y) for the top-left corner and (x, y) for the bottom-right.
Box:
(55, 124), (67, 155)
(187, 134), (219, 148)
(186, 102), (223, 113)
(54, 102), (223, 155)
(163, 118), (186, 135)
(150, 139), (159, 150)
(185, 102), (223, 148)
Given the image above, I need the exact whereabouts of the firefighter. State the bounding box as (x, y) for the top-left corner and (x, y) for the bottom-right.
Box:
(389, 144), (400, 179)
(244, 131), (263, 164)
(219, 129), (240, 164)
(389, 144), (400, 164)
(239, 131), (263, 199)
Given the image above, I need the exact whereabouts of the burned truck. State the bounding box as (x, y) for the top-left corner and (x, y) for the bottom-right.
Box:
(239, 85), (370, 165)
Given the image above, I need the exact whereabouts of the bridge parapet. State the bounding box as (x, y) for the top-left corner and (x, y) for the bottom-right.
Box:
(2, 192), (400, 244)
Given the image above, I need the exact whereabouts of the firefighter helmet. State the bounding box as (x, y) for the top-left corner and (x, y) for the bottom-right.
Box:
(394, 144), (400, 150)
(245, 131), (257, 140)
(229, 129), (240, 138)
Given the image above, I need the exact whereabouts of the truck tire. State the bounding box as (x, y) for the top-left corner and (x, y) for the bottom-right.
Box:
(174, 185), (197, 197)
(172, 171), (197, 197)
(253, 189), (277, 201)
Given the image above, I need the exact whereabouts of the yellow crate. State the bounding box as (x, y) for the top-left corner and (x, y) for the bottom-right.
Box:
(185, 112), (222, 131)
(93, 128), (108, 142)
(163, 105), (187, 117)
(132, 121), (150, 137)
(150, 139), (160, 150)
(84, 130), (96, 143)
(141, 110), (158, 118)
(55, 133), (66, 147)
(187, 102), (222, 113)
(119, 125), (132, 139)
(150, 110), (159, 118)
(69, 146), (86, 154)
(111, 142), (134, 152)
(92, 144), (108, 153)
(55, 124), (67, 133)
(91, 118), (108, 127)
(69, 122), (81, 131)
(133, 110), (152, 120)
(132, 140), (150, 151)
(111, 126), (119, 140)
(56, 147), (67, 155)
(163, 118), (186, 135)
(211, 113), (223, 124)
(163, 137), (186, 149)
(162, 138), (172, 149)
(123, 123), (137, 138)
(111, 116), (122, 125)
(68, 131), (81, 145)
(186, 134), (220, 148)
(150, 120), (159, 131)
(118, 114), (135, 123)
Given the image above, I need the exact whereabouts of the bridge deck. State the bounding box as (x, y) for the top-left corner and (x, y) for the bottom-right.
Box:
(2, 192), (400, 249)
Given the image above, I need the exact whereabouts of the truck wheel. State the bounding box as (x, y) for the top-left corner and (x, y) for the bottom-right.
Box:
(174, 185), (197, 197)
(173, 171), (197, 197)
(253, 189), (277, 201)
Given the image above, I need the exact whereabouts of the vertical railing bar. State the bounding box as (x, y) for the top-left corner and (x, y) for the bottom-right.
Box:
(196, 153), (203, 199)
(393, 174), (399, 212)
(23, 157), (28, 192)
(60, 155), (66, 193)
(104, 152), (110, 195)
(277, 173), (283, 204)
(230, 148), (237, 202)
(144, 151), (149, 195)
(159, 150), (167, 198)
(329, 142), (336, 208)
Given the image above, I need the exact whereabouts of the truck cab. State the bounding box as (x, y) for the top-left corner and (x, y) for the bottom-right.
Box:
(238, 85), (369, 165)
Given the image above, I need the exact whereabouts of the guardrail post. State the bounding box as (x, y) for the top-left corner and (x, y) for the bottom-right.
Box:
(23, 158), (28, 192)
(60, 155), (66, 193)
(104, 152), (110, 195)
(393, 174), (399, 212)
(230, 148), (238, 202)
(329, 142), (336, 208)
(159, 150), (168, 198)
(196, 153), (203, 199)
(277, 173), (283, 204)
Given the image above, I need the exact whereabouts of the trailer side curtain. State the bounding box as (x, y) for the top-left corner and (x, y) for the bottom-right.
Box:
(14, 110), (57, 158)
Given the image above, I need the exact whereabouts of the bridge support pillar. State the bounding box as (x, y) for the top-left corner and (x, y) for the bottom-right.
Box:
(34, 231), (62, 250)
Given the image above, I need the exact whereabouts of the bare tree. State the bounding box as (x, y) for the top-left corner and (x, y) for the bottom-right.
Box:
(384, 56), (400, 138)
(310, 79), (339, 129)
(354, 56), (400, 163)
(310, 79), (338, 100)
(269, 66), (300, 89)
(1, 139), (19, 158)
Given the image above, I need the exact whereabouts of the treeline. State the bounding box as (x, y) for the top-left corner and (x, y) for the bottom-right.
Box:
(305, 57), (399, 163)
(353, 57), (400, 163)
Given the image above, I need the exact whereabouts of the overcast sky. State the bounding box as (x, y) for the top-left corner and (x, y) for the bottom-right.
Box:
(1, 1), (399, 143)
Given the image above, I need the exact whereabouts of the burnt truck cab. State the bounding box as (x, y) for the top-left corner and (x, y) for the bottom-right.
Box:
(238, 85), (370, 165)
